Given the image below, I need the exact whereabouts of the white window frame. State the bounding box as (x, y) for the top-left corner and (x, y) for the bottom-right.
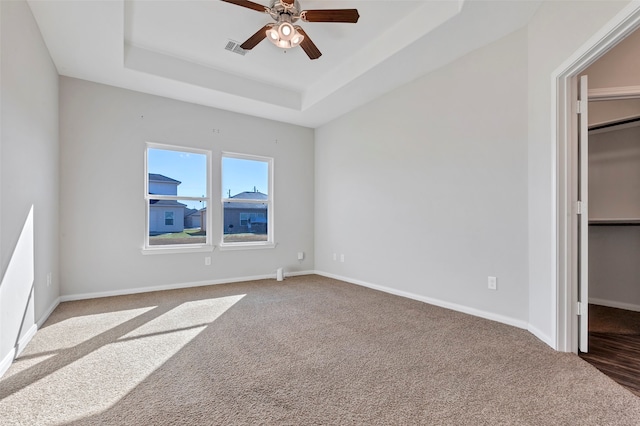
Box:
(143, 142), (212, 255)
(220, 152), (274, 250)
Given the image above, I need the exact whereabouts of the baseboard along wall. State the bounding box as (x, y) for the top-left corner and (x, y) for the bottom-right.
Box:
(313, 271), (529, 331)
(590, 297), (640, 313)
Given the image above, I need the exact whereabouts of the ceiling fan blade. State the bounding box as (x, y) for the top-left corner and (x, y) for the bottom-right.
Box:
(301, 9), (360, 23)
(280, 0), (295, 5)
(239, 25), (271, 50)
(296, 28), (321, 60)
(220, 0), (268, 13)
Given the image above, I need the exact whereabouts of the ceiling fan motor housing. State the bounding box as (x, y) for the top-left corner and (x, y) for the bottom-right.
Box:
(269, 0), (302, 22)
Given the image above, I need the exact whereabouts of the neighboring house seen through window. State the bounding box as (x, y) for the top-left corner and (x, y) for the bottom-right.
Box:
(222, 153), (273, 247)
(144, 143), (211, 251)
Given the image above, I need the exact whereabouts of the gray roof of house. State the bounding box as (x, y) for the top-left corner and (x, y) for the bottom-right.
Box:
(148, 173), (181, 184)
(149, 199), (187, 207)
(230, 191), (267, 200)
(223, 191), (268, 210)
(184, 208), (201, 217)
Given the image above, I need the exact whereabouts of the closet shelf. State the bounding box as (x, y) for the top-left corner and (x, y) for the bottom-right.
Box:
(589, 218), (640, 225)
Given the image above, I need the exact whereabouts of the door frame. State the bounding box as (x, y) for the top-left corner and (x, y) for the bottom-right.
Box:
(555, 3), (640, 353)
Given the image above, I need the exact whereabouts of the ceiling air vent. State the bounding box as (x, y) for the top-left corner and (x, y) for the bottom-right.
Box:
(225, 40), (247, 56)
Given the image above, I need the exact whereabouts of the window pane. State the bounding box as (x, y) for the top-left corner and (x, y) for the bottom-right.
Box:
(223, 203), (268, 243)
(149, 200), (207, 246)
(222, 157), (268, 199)
(148, 148), (207, 198)
(164, 211), (174, 225)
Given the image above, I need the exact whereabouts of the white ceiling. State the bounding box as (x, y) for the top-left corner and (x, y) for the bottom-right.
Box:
(27, 0), (542, 128)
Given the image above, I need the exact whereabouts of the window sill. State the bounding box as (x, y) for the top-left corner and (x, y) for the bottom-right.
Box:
(141, 245), (215, 255)
(218, 242), (276, 251)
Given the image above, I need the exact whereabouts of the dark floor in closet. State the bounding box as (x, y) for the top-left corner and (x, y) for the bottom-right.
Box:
(580, 305), (640, 397)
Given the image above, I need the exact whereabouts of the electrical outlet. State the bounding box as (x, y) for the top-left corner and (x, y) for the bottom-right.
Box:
(298, 251), (304, 261)
(488, 276), (497, 290)
(205, 257), (211, 266)
(340, 254), (345, 263)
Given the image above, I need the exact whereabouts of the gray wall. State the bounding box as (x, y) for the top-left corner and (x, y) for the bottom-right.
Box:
(0, 0), (60, 374)
(59, 78), (314, 297)
(314, 0), (633, 347)
(315, 29), (529, 327)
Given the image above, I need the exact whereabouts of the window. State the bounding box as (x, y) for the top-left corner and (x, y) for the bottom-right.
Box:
(221, 153), (273, 247)
(144, 143), (211, 252)
(239, 212), (266, 226)
(164, 211), (174, 226)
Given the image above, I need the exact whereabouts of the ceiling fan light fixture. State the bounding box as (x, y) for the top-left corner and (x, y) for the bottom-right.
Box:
(267, 21), (304, 49)
(223, 0), (357, 59)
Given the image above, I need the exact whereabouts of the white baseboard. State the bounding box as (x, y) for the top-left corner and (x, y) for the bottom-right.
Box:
(528, 323), (555, 349)
(589, 297), (640, 313)
(0, 322), (38, 379)
(0, 297), (60, 379)
(38, 297), (61, 328)
(314, 270), (529, 331)
(0, 348), (16, 379)
(284, 270), (315, 278)
(16, 324), (37, 357)
(61, 270), (316, 302)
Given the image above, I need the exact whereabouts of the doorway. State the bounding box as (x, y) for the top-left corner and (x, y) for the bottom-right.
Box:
(556, 3), (640, 395)
(556, 6), (640, 354)
(579, 97), (640, 396)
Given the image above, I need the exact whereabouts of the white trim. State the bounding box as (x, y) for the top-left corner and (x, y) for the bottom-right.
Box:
(554, 1), (640, 354)
(59, 271), (316, 302)
(218, 242), (276, 251)
(528, 324), (555, 349)
(0, 298), (61, 379)
(141, 245), (215, 255)
(314, 271), (528, 330)
(589, 297), (640, 313)
(37, 297), (61, 328)
(15, 324), (37, 357)
(144, 142), (212, 251)
(220, 152), (274, 248)
(0, 323), (39, 379)
(0, 348), (16, 379)
(589, 85), (640, 101)
(284, 270), (314, 278)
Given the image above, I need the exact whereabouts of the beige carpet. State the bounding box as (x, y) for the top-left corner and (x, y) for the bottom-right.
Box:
(2, 275), (640, 425)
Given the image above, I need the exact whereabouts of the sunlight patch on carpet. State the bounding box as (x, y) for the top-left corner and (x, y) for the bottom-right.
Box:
(38, 307), (156, 351)
(0, 295), (244, 425)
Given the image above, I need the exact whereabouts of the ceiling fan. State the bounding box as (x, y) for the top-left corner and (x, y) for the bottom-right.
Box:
(220, 0), (360, 60)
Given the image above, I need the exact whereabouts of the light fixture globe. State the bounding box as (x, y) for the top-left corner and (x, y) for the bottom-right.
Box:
(267, 26), (279, 41)
(279, 22), (293, 39)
